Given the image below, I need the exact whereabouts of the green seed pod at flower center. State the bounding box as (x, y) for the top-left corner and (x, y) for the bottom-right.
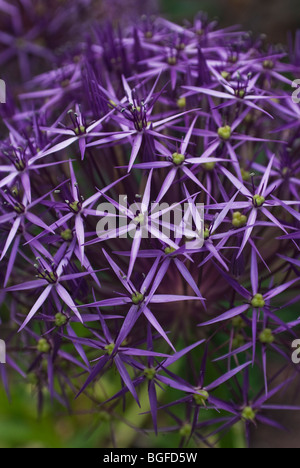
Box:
(232, 333), (245, 349)
(251, 294), (265, 308)
(55, 313), (67, 327)
(232, 316), (246, 329)
(204, 161), (216, 171)
(179, 423), (192, 438)
(168, 56), (177, 66)
(232, 211), (248, 228)
(69, 200), (81, 213)
(98, 411), (111, 422)
(177, 97), (186, 108)
(235, 89), (246, 98)
(164, 247), (176, 255)
(218, 125), (232, 141)
(176, 43), (186, 51)
(172, 152), (185, 166)
(204, 227), (210, 240)
(221, 71), (231, 81)
(263, 60), (274, 69)
(105, 343), (115, 355)
(16, 38), (26, 49)
(27, 372), (38, 385)
(229, 55), (238, 63)
(259, 328), (275, 344)
(242, 406), (256, 421)
(74, 125), (86, 135)
(132, 292), (144, 305)
(241, 168), (251, 181)
(134, 213), (145, 226)
(144, 367), (156, 380)
(36, 269), (57, 283)
(253, 194), (265, 207)
(47, 271), (57, 283)
(108, 99), (117, 109)
(11, 185), (19, 197)
(193, 390), (209, 405)
(14, 202), (25, 214)
(61, 229), (73, 241)
(15, 160), (26, 172)
(35, 265), (57, 283)
(37, 338), (51, 354)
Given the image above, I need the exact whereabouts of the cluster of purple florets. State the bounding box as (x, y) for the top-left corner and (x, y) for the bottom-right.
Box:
(1, 1), (300, 446)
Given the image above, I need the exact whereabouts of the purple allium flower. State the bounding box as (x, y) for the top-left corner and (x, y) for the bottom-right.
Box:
(1, 8), (300, 448)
